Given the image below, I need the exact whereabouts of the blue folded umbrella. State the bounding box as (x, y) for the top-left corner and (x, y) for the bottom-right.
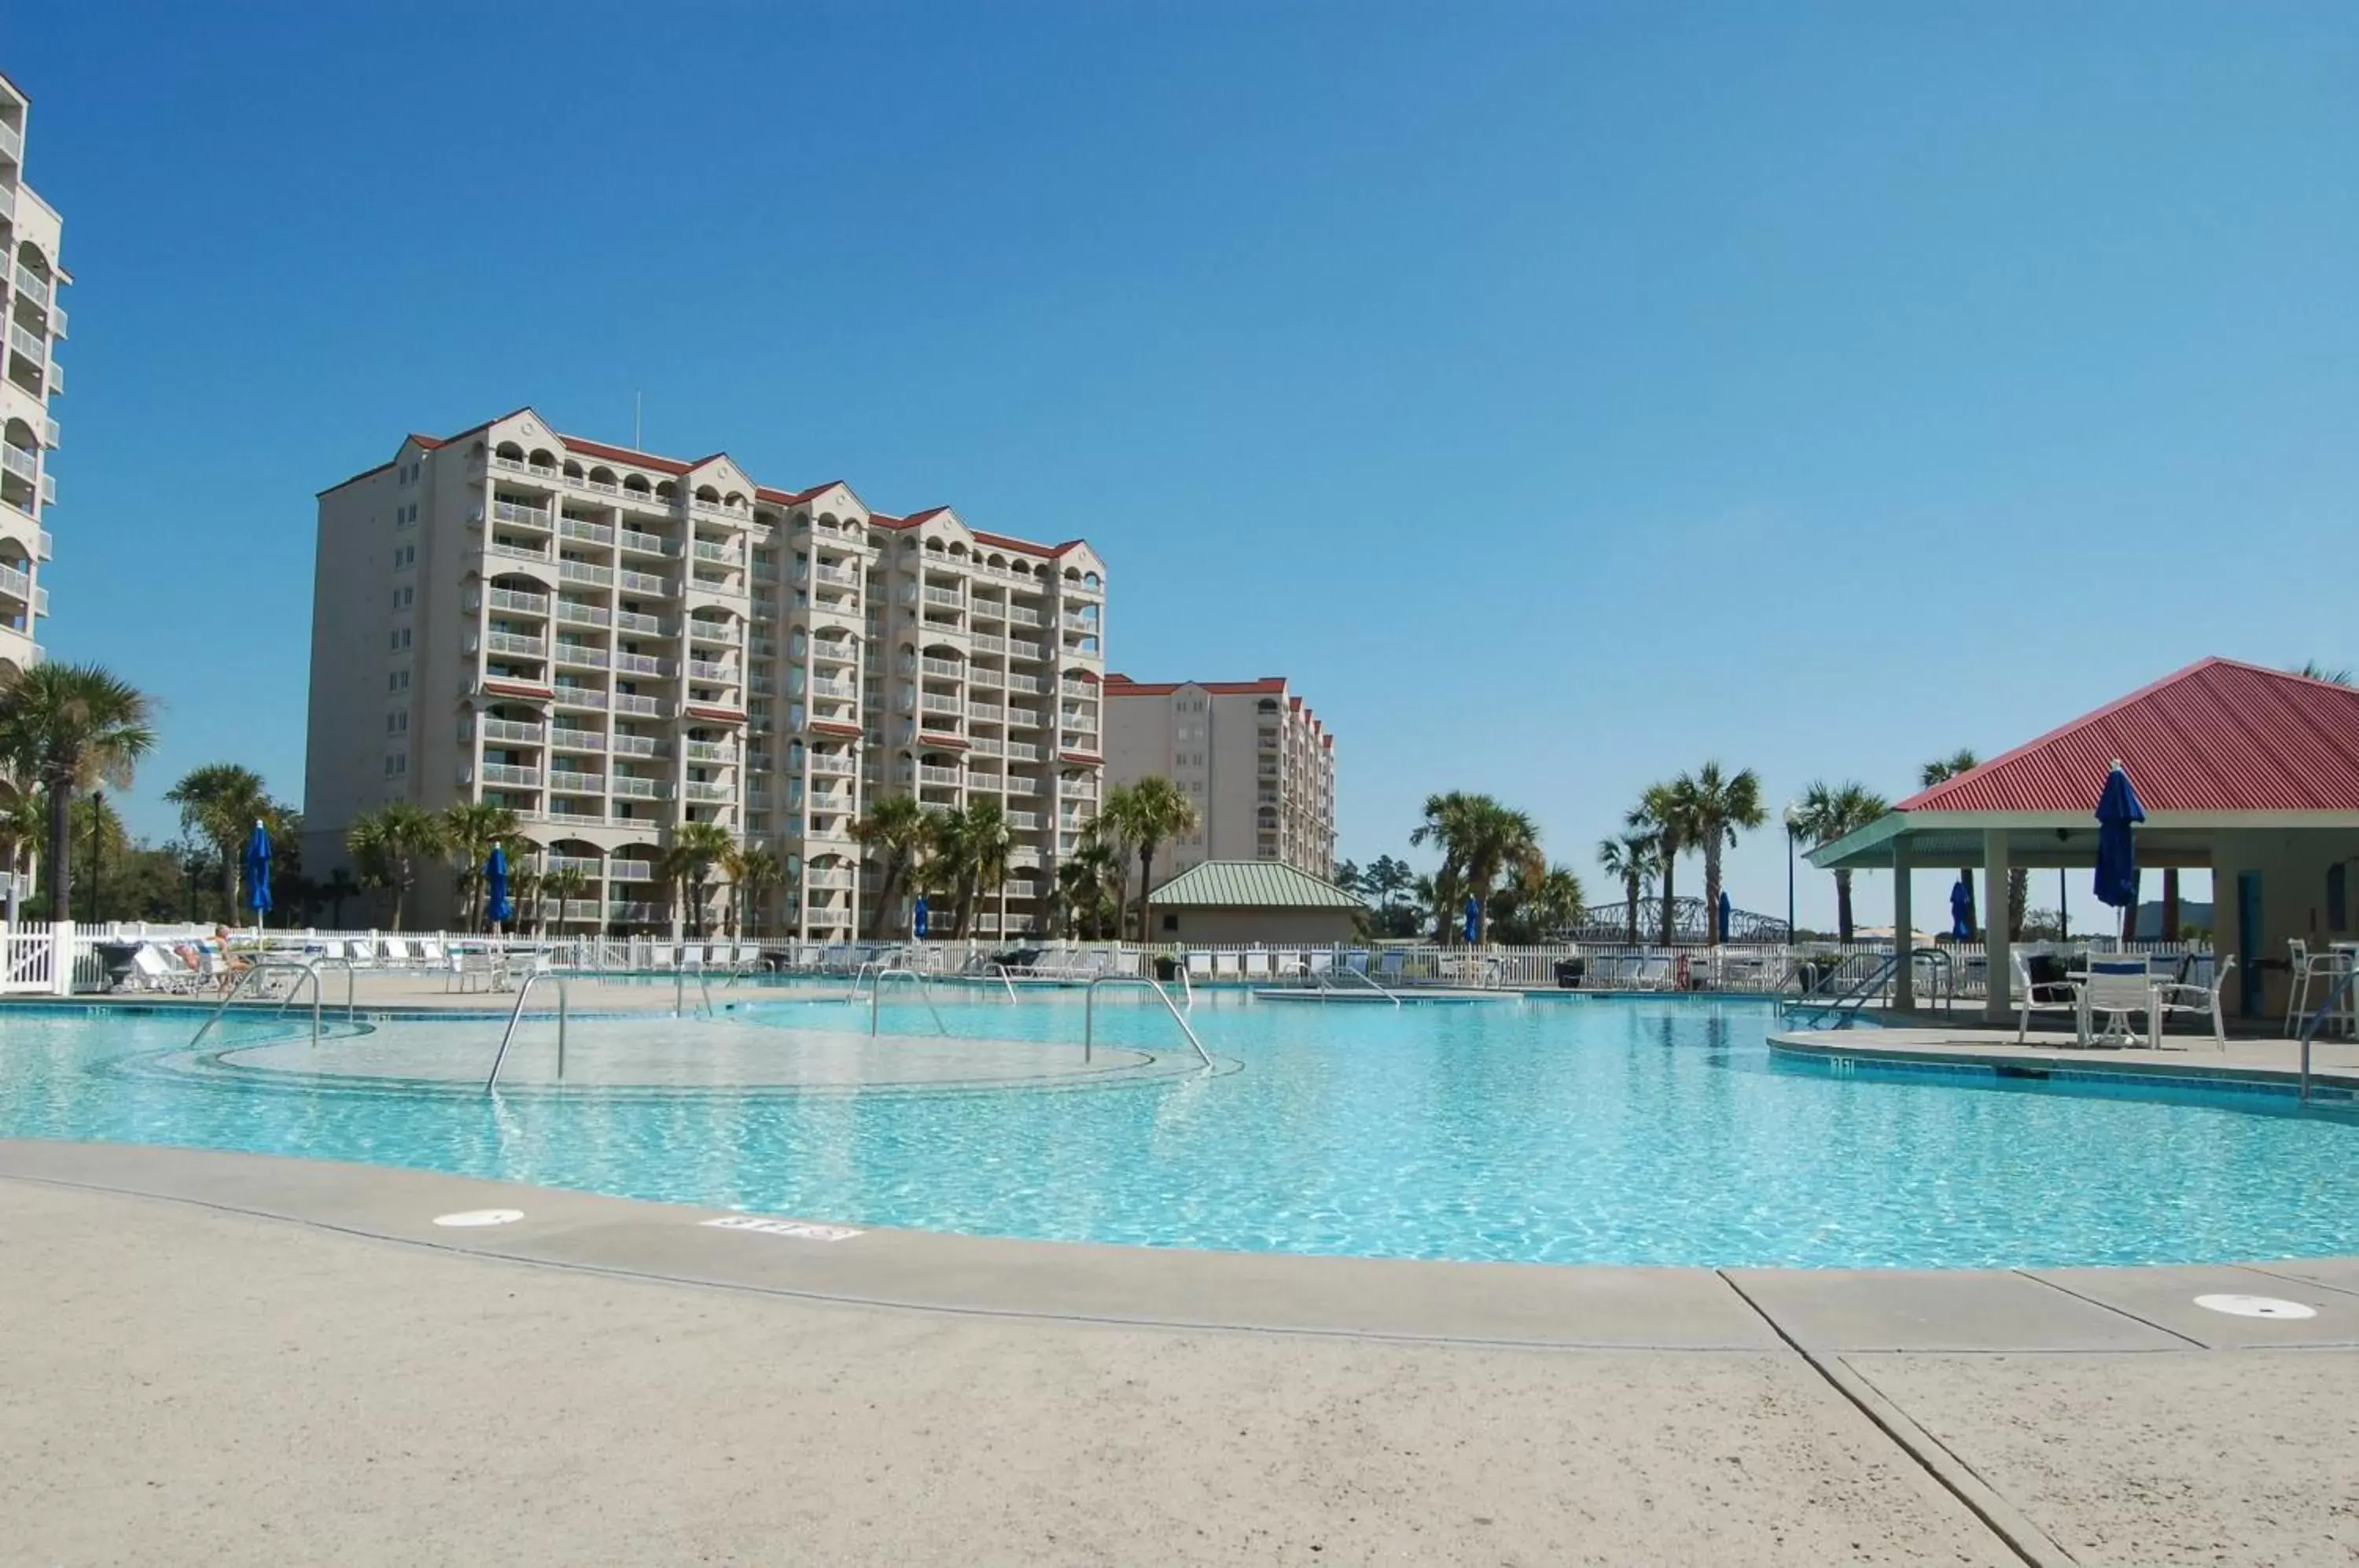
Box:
(484, 845), (513, 927)
(1463, 895), (1481, 944)
(1949, 877), (1974, 940)
(2093, 761), (2145, 910)
(241, 821), (272, 918)
(1717, 889), (1732, 942)
(914, 895), (929, 940)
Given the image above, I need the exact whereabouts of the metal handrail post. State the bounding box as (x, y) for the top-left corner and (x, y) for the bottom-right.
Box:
(868, 966), (948, 1036)
(1083, 974), (1213, 1068)
(2298, 964), (2359, 1102)
(486, 972), (568, 1091)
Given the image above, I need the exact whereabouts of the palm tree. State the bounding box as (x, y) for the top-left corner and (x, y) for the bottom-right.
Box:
(320, 867), (360, 928)
(1459, 799), (1544, 945)
(0, 777), (45, 910)
(2295, 661), (2355, 685)
(345, 802), (445, 931)
(440, 801), (522, 930)
(1673, 763), (1764, 948)
(852, 794), (931, 938)
(662, 820), (735, 937)
(542, 865), (590, 935)
(1503, 863), (1586, 943)
(1596, 830), (1658, 946)
(1791, 780), (1890, 942)
(1099, 777), (1197, 941)
(0, 663), (159, 922)
(164, 764), (283, 922)
(727, 845), (782, 940)
(947, 798), (1012, 938)
(1082, 800), (1135, 929)
(1054, 841), (1125, 939)
(1631, 782), (1688, 947)
(1918, 749), (2017, 938)
(1409, 791), (1478, 942)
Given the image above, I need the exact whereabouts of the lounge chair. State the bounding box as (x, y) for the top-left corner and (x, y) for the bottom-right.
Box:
(1373, 950), (1407, 987)
(130, 944), (201, 995)
(1211, 953), (1238, 981)
(2153, 956), (2236, 1051)
(1243, 951), (1272, 981)
(1306, 951), (1334, 979)
(1186, 952), (1213, 983)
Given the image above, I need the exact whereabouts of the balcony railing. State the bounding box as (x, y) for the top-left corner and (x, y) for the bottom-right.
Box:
(0, 444), (33, 481)
(812, 677), (857, 699)
(966, 701), (1003, 721)
(1007, 708), (1044, 728)
(484, 631), (547, 658)
(480, 764), (541, 789)
(0, 562), (28, 602)
(549, 726), (605, 750)
(922, 584), (963, 607)
(612, 733), (663, 756)
(618, 569), (671, 595)
(609, 860), (656, 882)
(1008, 811), (1040, 830)
(553, 642), (607, 668)
(615, 609), (669, 635)
(533, 808), (610, 827)
(493, 500), (553, 528)
(480, 718), (545, 745)
(555, 599), (611, 628)
(815, 562), (859, 587)
(687, 619), (736, 645)
(683, 740), (738, 764)
(614, 651), (671, 676)
(921, 657), (963, 679)
(969, 737), (1006, 757)
(553, 686), (609, 710)
(918, 764), (964, 788)
(613, 693), (663, 716)
(920, 693), (961, 715)
(691, 539), (742, 565)
(684, 780), (733, 802)
(10, 265), (45, 309)
(609, 775), (670, 800)
(543, 855), (604, 876)
(1004, 777), (1039, 796)
(547, 768), (605, 792)
(1006, 605), (1044, 628)
(1007, 741), (1040, 762)
(808, 753), (858, 775)
(559, 559), (613, 586)
(618, 528), (675, 557)
(559, 517), (614, 547)
(488, 587), (549, 616)
(1008, 640), (1047, 661)
(687, 659), (735, 681)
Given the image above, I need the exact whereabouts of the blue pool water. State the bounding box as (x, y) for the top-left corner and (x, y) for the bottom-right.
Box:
(4, 990), (2357, 1268)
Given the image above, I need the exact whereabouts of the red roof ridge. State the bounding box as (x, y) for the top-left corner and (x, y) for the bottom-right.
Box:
(1900, 657), (2359, 815)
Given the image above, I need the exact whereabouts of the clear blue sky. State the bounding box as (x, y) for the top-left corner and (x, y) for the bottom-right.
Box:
(18, 2), (2358, 929)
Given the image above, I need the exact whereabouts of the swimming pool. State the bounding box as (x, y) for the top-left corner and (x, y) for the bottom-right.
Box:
(5, 989), (2357, 1269)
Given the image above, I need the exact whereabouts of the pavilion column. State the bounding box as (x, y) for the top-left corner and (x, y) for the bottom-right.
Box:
(1982, 830), (2013, 1025)
(1891, 846), (1915, 1013)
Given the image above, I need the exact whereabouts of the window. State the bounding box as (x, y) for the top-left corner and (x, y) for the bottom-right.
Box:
(392, 584), (414, 610)
(389, 628), (410, 651)
(383, 753), (407, 778)
(1161, 914), (1180, 933)
(385, 709), (408, 734)
(392, 544), (416, 569)
(388, 668), (410, 693)
(395, 502), (419, 528)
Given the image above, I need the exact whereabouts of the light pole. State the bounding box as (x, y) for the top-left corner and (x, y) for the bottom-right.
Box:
(1782, 801), (1802, 940)
(86, 788), (102, 926)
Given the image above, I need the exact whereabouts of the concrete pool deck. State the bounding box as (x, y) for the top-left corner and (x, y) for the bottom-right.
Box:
(7, 1139), (2359, 1565)
(1772, 1022), (2359, 1096)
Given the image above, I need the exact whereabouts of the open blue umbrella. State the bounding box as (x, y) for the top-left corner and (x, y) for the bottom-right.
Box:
(484, 844), (513, 929)
(241, 820), (272, 923)
(913, 895), (929, 940)
(1717, 889), (1732, 942)
(1463, 896), (1481, 944)
(2093, 760), (2145, 911)
(1950, 876), (1975, 940)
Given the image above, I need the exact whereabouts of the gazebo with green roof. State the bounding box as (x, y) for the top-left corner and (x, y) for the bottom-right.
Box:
(1147, 860), (1364, 945)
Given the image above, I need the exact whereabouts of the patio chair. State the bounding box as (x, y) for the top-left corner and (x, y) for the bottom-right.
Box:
(1633, 956), (1673, 992)
(1211, 952), (1239, 981)
(451, 948), (501, 995)
(2013, 952), (2081, 1043)
(1186, 952), (1213, 983)
(2152, 956), (2236, 1051)
(1243, 951), (1272, 981)
(2286, 940), (2353, 1036)
(1306, 951), (1334, 980)
(1374, 949), (1407, 987)
(2079, 957), (2157, 1048)
(129, 944), (201, 995)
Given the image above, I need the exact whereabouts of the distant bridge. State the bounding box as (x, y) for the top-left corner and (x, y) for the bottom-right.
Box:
(1570, 896), (1790, 945)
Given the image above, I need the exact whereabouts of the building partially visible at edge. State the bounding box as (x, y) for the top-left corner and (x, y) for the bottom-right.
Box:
(305, 407), (1109, 940)
(1104, 675), (1336, 880)
(0, 68), (65, 683)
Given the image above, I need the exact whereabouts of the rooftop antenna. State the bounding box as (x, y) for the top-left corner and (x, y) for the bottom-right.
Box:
(633, 390), (643, 450)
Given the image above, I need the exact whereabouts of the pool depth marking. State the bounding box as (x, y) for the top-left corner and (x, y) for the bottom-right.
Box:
(434, 1209), (525, 1228)
(703, 1215), (863, 1242)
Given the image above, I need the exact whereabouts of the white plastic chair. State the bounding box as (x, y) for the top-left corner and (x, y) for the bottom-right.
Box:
(2286, 940), (2353, 1036)
(1186, 952), (1213, 982)
(1243, 951), (1271, 981)
(2079, 957), (2155, 1048)
(2013, 952), (2082, 1043)
(2153, 956), (2236, 1051)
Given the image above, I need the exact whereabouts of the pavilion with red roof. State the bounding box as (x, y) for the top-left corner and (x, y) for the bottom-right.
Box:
(1809, 658), (2359, 1023)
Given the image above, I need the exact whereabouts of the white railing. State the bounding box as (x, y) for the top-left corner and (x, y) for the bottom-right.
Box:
(808, 753), (857, 775)
(1007, 605), (1043, 628)
(812, 678), (857, 699)
(921, 657), (963, 679)
(553, 687), (609, 710)
(489, 539), (553, 563)
(611, 733), (661, 756)
(1007, 741), (1040, 761)
(966, 701), (1003, 720)
(1004, 777), (1039, 795)
(0, 562), (28, 601)
(494, 500), (553, 528)
(8, 323), (46, 365)
(687, 659), (735, 681)
(609, 775), (668, 800)
(532, 807), (609, 826)
(1008, 811), (1040, 830)
(480, 718), (545, 744)
(918, 764), (964, 787)
(612, 652), (668, 676)
(484, 631), (547, 657)
(1007, 708), (1044, 727)
(1009, 640), (1047, 661)
(923, 584), (962, 607)
(559, 559), (613, 586)
(816, 563), (859, 587)
(684, 780), (733, 802)
(920, 693), (961, 715)
(559, 517), (615, 547)
(692, 539), (742, 564)
(480, 763), (541, 788)
(0, 444), (35, 481)
(546, 769), (605, 793)
(615, 609), (668, 635)
(555, 599), (610, 628)
(553, 642), (607, 667)
(614, 694), (662, 716)
(609, 860), (656, 882)
(683, 740), (738, 763)
(619, 569), (671, 595)
(488, 587), (550, 615)
(618, 528), (675, 556)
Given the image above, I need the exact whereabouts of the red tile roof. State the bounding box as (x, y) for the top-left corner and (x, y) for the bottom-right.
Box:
(918, 733), (972, 751)
(808, 720), (865, 738)
(684, 704), (745, 723)
(1105, 675), (1289, 698)
(1901, 657), (2359, 814)
(558, 434), (695, 476)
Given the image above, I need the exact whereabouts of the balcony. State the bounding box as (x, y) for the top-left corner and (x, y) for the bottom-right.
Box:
(488, 587), (549, 616)
(555, 599), (610, 628)
(687, 659), (736, 682)
(552, 642), (607, 668)
(493, 500), (554, 529)
(815, 562), (859, 588)
(921, 657), (963, 680)
(609, 859), (656, 883)
(559, 517), (614, 547)
(1008, 811), (1040, 831)
(922, 584), (963, 608)
(920, 693), (962, 716)
(615, 609), (669, 635)
(805, 869), (857, 891)
(547, 767), (605, 792)
(684, 780), (733, 803)
(480, 718), (546, 745)
(970, 736), (1006, 757)
(480, 763), (542, 789)
(618, 569), (672, 596)
(609, 775), (672, 801)
(543, 854), (604, 877)
(966, 701), (1004, 721)
(553, 686), (609, 711)
(1004, 776), (1039, 796)
(808, 753), (858, 776)
(534, 808), (610, 827)
(616, 488), (679, 516)
(6, 323), (43, 369)
(691, 539), (742, 565)
(0, 444), (33, 483)
(918, 764), (964, 788)
(559, 559), (613, 587)
(0, 561), (29, 602)
(1008, 640), (1048, 662)
(812, 677), (858, 700)
(549, 725), (605, 751)
(687, 620), (736, 646)
(1007, 708), (1044, 728)
(618, 528), (675, 557)
(1005, 673), (1047, 694)
(683, 739), (738, 764)
(1006, 605), (1044, 628)
(614, 693), (663, 716)
(1006, 741), (1040, 762)
(484, 631), (547, 659)
(1062, 613), (1095, 633)
(612, 732), (664, 757)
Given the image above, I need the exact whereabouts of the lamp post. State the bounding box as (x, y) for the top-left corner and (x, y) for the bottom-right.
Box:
(86, 788), (101, 926)
(1782, 801), (1802, 941)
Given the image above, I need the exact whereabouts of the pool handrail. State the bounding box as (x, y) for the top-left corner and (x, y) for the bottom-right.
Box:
(192, 955), (356, 1051)
(274, 954), (361, 1045)
(1083, 974), (1213, 1068)
(1319, 961), (1400, 1007)
(2298, 962), (2359, 1102)
(675, 958), (716, 1019)
(869, 966), (950, 1036)
(485, 971), (570, 1091)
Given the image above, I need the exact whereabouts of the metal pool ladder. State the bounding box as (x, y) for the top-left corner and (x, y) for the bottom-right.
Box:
(2298, 964), (2359, 1103)
(485, 972), (570, 1091)
(191, 955), (361, 1050)
(1084, 974), (1213, 1068)
(869, 966), (950, 1036)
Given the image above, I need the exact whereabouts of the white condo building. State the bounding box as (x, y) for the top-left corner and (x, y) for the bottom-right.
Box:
(306, 408), (1108, 940)
(0, 70), (65, 679)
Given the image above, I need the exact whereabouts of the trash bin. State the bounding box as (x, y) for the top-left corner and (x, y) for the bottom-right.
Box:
(1152, 955), (1179, 982)
(1553, 957), (1586, 989)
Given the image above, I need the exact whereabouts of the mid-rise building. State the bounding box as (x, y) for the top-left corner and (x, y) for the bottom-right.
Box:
(0, 70), (66, 679)
(307, 407), (1107, 939)
(1103, 675), (1336, 879)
